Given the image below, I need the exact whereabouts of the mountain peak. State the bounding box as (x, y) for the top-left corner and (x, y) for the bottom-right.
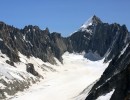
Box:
(92, 15), (102, 22)
(80, 15), (102, 29)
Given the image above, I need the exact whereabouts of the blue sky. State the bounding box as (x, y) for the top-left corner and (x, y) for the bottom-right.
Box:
(0, 0), (130, 36)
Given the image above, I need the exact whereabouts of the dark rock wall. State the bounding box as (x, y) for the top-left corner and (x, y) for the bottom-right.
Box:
(85, 43), (130, 100)
(70, 23), (129, 62)
(0, 22), (72, 64)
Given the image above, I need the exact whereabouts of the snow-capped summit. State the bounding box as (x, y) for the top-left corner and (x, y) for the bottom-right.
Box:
(80, 15), (102, 32)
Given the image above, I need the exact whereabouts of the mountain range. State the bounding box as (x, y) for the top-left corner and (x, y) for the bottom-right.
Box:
(0, 15), (130, 100)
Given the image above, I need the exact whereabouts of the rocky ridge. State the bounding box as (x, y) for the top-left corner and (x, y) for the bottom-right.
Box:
(0, 16), (129, 65)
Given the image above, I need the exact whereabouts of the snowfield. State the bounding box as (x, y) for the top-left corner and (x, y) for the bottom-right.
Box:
(6, 52), (109, 100)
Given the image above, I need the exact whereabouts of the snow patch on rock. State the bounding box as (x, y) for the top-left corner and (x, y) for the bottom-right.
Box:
(96, 89), (115, 100)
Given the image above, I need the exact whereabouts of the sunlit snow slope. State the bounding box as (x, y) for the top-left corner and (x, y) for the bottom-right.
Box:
(9, 52), (109, 100)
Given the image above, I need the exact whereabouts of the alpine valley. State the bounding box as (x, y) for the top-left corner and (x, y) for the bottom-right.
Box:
(0, 15), (130, 100)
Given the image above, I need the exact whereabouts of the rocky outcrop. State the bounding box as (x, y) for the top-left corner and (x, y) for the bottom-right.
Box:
(0, 73), (39, 99)
(85, 43), (130, 100)
(26, 63), (40, 77)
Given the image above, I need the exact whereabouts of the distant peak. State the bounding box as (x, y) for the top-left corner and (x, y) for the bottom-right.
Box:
(80, 15), (102, 29)
(91, 15), (102, 23)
